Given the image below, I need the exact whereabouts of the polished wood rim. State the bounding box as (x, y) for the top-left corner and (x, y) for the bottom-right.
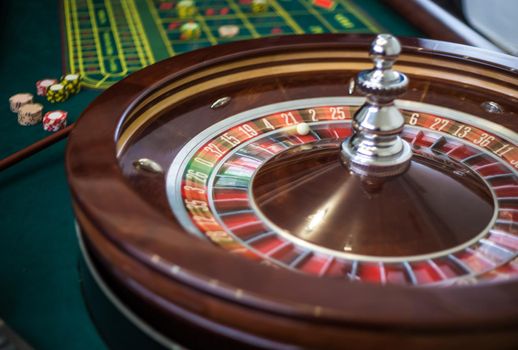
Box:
(66, 35), (518, 344)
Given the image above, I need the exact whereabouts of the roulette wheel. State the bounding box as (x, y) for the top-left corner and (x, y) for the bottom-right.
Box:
(66, 33), (518, 349)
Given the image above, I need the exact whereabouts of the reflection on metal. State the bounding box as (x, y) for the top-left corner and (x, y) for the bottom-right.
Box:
(341, 34), (412, 177)
(481, 101), (503, 114)
(347, 77), (355, 94)
(211, 96), (231, 109)
(133, 158), (163, 174)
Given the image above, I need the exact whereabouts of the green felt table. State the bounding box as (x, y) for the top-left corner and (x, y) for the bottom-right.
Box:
(0, 1), (421, 348)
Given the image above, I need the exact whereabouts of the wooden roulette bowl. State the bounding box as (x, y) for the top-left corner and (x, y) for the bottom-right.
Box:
(66, 34), (518, 349)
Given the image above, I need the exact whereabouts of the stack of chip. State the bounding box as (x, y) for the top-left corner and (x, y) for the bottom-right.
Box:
(9, 93), (33, 113)
(177, 0), (196, 18)
(46, 83), (69, 103)
(218, 25), (240, 38)
(252, 0), (268, 13)
(61, 74), (82, 95)
(180, 22), (201, 40)
(17, 103), (43, 126)
(42, 110), (68, 132)
(36, 79), (58, 96)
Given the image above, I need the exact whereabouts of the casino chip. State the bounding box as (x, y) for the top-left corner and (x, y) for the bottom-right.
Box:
(271, 27), (283, 34)
(43, 110), (68, 132)
(36, 79), (58, 96)
(61, 74), (82, 95)
(17, 103), (43, 126)
(312, 0), (336, 10)
(9, 93), (33, 113)
(218, 25), (240, 38)
(180, 22), (201, 40)
(177, 0), (196, 18)
(46, 84), (69, 103)
(252, 0), (268, 13)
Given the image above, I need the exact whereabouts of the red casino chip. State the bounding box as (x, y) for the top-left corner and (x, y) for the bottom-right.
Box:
(42, 110), (68, 132)
(36, 79), (58, 96)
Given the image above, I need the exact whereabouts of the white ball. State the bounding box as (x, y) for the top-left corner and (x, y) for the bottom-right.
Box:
(296, 122), (310, 136)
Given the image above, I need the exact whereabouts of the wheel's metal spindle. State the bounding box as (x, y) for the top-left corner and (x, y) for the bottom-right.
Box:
(341, 34), (412, 177)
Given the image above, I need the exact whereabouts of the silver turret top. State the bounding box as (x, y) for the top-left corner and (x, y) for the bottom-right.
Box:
(341, 34), (412, 177)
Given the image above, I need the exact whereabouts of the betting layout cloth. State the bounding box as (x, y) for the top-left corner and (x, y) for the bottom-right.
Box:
(61, 0), (383, 89)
